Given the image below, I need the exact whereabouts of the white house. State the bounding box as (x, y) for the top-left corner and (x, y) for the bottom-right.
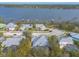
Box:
(3, 31), (23, 37)
(59, 37), (74, 49)
(6, 23), (17, 31)
(20, 24), (33, 31)
(36, 24), (46, 31)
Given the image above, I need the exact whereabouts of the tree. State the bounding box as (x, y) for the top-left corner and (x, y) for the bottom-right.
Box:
(0, 43), (2, 56)
(15, 31), (31, 57)
(73, 40), (79, 48)
(69, 51), (79, 57)
(15, 38), (31, 57)
(32, 24), (36, 29)
(6, 48), (15, 57)
(15, 25), (20, 31)
(31, 47), (50, 57)
(58, 22), (75, 32)
(48, 36), (64, 57)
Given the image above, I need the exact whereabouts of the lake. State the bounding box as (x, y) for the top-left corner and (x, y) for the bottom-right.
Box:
(0, 7), (79, 22)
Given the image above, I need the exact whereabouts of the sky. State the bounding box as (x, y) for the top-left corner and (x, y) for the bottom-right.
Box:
(0, 2), (79, 5)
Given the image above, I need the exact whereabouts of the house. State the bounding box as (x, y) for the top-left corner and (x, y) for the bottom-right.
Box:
(32, 35), (49, 48)
(1, 36), (24, 47)
(0, 23), (6, 30)
(6, 23), (17, 31)
(64, 44), (79, 52)
(3, 31), (23, 37)
(70, 32), (79, 41)
(51, 29), (65, 37)
(2, 45), (18, 53)
(20, 24), (33, 31)
(32, 29), (64, 37)
(0, 36), (5, 42)
(36, 24), (46, 31)
(59, 37), (74, 49)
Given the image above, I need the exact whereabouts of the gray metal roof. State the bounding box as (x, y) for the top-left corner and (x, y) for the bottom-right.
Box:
(0, 36), (5, 42)
(70, 32), (79, 40)
(64, 44), (79, 52)
(2, 36), (23, 47)
(32, 35), (49, 48)
(59, 37), (74, 44)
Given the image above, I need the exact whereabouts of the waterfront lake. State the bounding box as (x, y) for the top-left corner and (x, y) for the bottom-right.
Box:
(0, 7), (79, 22)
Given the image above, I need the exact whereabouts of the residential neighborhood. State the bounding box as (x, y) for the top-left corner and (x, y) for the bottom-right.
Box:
(0, 21), (79, 56)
